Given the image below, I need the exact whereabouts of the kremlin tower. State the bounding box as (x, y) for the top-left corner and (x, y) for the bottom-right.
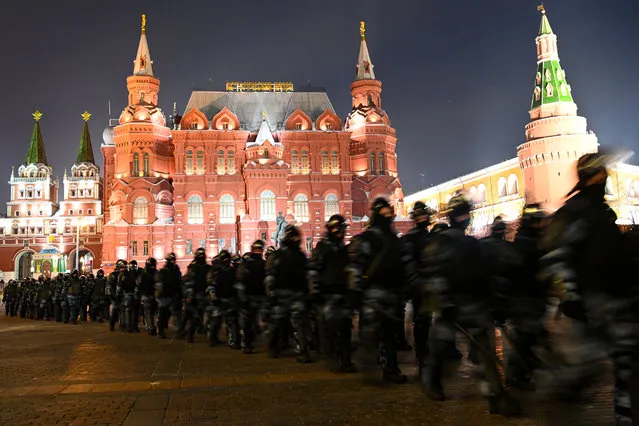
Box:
(345, 22), (404, 217)
(517, 6), (599, 210)
(101, 15), (174, 265)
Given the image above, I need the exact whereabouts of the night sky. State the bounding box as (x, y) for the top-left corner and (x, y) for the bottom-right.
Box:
(1, 0), (638, 205)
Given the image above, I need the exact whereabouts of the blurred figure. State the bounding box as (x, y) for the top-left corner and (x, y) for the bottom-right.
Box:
(348, 198), (417, 384)
(155, 253), (183, 339)
(310, 215), (356, 373)
(207, 250), (240, 349)
(542, 152), (639, 424)
(265, 225), (312, 362)
(422, 193), (521, 416)
(236, 240), (267, 354)
(138, 258), (158, 335)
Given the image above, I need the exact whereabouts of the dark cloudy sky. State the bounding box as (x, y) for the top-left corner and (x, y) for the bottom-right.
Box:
(0, 0), (637, 205)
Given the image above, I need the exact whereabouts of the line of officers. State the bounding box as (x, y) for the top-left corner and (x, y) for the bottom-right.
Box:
(2, 152), (639, 422)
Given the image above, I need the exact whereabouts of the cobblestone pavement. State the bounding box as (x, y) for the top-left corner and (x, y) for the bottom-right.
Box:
(0, 315), (615, 426)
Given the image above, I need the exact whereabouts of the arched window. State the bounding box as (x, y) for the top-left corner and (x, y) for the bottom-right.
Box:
(300, 150), (309, 174)
(321, 150), (329, 174)
(185, 150), (193, 174)
(331, 150), (339, 174)
(143, 152), (149, 176)
(498, 177), (508, 198)
(227, 150), (235, 175)
(369, 152), (376, 174)
(196, 150), (204, 174)
(291, 150), (299, 174)
(294, 194), (309, 222)
(264, 148), (269, 159)
(477, 184), (487, 203)
(378, 153), (385, 174)
(219, 194), (235, 224)
(260, 190), (276, 221)
(187, 195), (203, 224)
(507, 174), (519, 195)
(324, 193), (339, 220)
(133, 152), (140, 176)
(217, 149), (225, 174)
(133, 197), (148, 225)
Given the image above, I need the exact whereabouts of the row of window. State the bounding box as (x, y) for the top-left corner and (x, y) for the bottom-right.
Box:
(369, 152), (386, 175)
(132, 152), (150, 177)
(7, 224), (96, 236)
(182, 192), (340, 225)
(182, 149), (342, 176)
(68, 187), (94, 198)
(17, 188), (42, 199)
(131, 240), (149, 257)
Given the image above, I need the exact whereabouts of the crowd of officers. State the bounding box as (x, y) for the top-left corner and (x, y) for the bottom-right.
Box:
(2, 152), (639, 423)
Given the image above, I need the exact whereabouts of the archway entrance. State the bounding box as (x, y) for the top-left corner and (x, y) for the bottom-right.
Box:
(15, 251), (34, 280)
(70, 249), (94, 275)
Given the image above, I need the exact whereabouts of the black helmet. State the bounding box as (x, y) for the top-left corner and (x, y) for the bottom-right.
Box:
(491, 216), (506, 239)
(130, 260), (138, 269)
(410, 201), (432, 221)
(371, 197), (391, 214)
(326, 214), (347, 231)
(265, 246), (276, 257)
(251, 240), (265, 251)
(165, 252), (177, 262)
(145, 257), (158, 268)
(218, 250), (231, 263)
(281, 225), (301, 243)
(116, 259), (127, 270)
(194, 247), (206, 260)
(431, 222), (450, 234)
(568, 150), (623, 195)
(97, 269), (104, 277)
(71, 269), (79, 276)
(446, 192), (471, 224)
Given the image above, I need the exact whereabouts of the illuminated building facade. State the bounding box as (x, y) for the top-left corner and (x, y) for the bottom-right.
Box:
(0, 112), (103, 280)
(100, 18), (409, 270)
(405, 7), (639, 231)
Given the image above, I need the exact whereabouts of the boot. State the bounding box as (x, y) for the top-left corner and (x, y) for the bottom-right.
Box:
(487, 391), (524, 417)
(383, 370), (408, 384)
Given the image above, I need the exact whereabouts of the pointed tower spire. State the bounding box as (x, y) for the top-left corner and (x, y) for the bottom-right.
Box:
(530, 6), (573, 109)
(133, 14), (153, 76)
(76, 111), (95, 164)
(538, 4), (553, 35)
(253, 112), (276, 146)
(355, 21), (375, 80)
(25, 110), (48, 165)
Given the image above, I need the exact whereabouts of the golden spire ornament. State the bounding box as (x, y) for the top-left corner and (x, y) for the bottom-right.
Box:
(141, 14), (147, 33)
(262, 111), (267, 120)
(537, 3), (545, 13)
(81, 111), (92, 122)
(360, 21), (366, 40)
(32, 110), (43, 122)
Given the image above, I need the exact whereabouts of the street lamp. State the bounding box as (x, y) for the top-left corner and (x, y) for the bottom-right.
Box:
(75, 216), (84, 271)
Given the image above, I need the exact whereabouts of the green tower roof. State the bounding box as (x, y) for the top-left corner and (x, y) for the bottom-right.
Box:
(530, 8), (573, 109)
(24, 110), (48, 165)
(538, 8), (553, 35)
(76, 111), (95, 164)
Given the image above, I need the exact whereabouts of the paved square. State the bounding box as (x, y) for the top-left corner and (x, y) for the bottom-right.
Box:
(0, 316), (615, 425)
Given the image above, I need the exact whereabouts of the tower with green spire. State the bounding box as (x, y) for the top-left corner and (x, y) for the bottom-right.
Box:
(76, 111), (95, 164)
(8, 111), (59, 218)
(24, 110), (49, 165)
(61, 111), (102, 222)
(517, 6), (598, 211)
(530, 5), (574, 109)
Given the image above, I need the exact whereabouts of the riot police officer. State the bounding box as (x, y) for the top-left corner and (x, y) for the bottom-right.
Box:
(66, 270), (84, 324)
(265, 226), (311, 362)
(421, 193), (521, 416)
(107, 260), (127, 332)
(207, 250), (240, 349)
(237, 240), (267, 354)
(310, 215), (356, 372)
(182, 248), (211, 343)
(156, 253), (183, 339)
(129, 260), (143, 331)
(138, 258), (158, 335)
(348, 198), (417, 384)
(90, 270), (108, 322)
(402, 201), (433, 376)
